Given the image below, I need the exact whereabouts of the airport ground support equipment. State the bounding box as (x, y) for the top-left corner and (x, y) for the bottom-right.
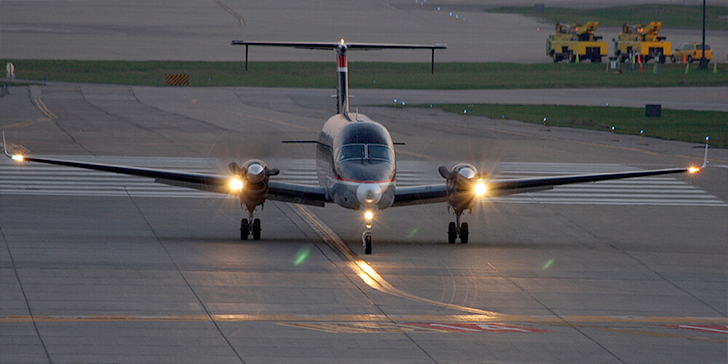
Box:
(614, 22), (671, 64)
(546, 22), (608, 63)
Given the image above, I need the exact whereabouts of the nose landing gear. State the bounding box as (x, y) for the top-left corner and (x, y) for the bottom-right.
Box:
(447, 210), (469, 244)
(362, 220), (373, 254)
(240, 210), (261, 240)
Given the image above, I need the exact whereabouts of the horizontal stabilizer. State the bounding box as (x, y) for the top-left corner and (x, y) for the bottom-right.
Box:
(231, 40), (446, 51)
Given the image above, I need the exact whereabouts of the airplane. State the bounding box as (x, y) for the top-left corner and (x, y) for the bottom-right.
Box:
(2, 40), (709, 254)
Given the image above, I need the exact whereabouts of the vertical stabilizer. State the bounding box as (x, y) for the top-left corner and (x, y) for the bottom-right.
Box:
(231, 40), (446, 118)
(336, 43), (349, 115)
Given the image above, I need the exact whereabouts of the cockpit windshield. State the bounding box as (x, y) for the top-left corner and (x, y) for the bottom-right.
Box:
(368, 145), (392, 161)
(340, 145), (365, 160)
(340, 144), (392, 163)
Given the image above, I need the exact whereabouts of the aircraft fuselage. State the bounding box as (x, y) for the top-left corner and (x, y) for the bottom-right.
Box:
(316, 113), (396, 212)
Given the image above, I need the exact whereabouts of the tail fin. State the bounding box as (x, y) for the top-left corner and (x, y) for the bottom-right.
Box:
(231, 40), (446, 116)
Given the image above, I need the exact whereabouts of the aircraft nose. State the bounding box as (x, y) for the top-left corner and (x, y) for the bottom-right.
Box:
(356, 182), (382, 205)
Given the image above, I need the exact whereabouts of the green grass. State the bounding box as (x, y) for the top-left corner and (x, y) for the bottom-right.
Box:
(488, 4), (728, 31)
(4, 60), (724, 146)
(2, 60), (727, 89)
(426, 104), (727, 147)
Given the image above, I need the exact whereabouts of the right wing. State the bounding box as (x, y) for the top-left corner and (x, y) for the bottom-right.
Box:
(393, 145), (708, 207)
(2, 134), (328, 206)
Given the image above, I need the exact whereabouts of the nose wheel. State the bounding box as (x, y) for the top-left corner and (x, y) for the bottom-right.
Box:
(240, 211), (261, 240)
(447, 211), (469, 244)
(362, 219), (373, 254)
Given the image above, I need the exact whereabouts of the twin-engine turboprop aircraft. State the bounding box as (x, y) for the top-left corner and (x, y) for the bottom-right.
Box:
(3, 40), (708, 254)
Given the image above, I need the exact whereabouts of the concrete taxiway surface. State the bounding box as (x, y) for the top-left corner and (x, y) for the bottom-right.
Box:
(1, 84), (726, 363)
(1, 1), (728, 362)
(2, 0), (728, 63)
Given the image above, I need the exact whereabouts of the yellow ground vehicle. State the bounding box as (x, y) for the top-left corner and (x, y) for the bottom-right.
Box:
(671, 43), (713, 63)
(614, 22), (671, 63)
(546, 22), (608, 63)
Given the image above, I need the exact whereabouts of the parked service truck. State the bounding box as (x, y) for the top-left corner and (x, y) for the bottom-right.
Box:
(614, 22), (671, 63)
(546, 22), (608, 63)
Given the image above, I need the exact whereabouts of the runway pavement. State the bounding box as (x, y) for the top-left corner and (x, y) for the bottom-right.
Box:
(2, 0), (728, 63)
(1, 83), (726, 363)
(2, 1), (728, 362)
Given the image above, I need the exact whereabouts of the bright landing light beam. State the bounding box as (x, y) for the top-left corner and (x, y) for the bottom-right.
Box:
(475, 180), (487, 197)
(230, 178), (244, 191)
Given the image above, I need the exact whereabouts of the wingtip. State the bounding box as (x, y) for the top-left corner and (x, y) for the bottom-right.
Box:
(2, 131), (10, 158)
(701, 136), (709, 169)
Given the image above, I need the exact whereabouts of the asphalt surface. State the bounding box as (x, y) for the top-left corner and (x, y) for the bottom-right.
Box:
(0, 83), (726, 364)
(1, 1), (727, 363)
(2, 0), (728, 63)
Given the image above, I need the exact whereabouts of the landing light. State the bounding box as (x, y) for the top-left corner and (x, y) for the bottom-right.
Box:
(688, 166), (700, 174)
(475, 179), (487, 197)
(230, 178), (244, 191)
(11, 155), (24, 162)
(364, 210), (374, 221)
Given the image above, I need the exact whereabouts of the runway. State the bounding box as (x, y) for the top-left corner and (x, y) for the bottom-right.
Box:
(1, 83), (726, 363)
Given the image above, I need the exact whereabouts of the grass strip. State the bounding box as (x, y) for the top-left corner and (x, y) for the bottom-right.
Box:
(488, 5), (728, 31)
(2, 60), (727, 89)
(425, 104), (727, 147)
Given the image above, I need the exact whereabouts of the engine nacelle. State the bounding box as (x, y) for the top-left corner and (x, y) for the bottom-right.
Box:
(439, 163), (485, 212)
(229, 160), (279, 211)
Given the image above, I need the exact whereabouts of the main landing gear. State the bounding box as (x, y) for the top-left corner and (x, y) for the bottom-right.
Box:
(240, 211), (261, 240)
(447, 210), (469, 244)
(362, 220), (373, 255)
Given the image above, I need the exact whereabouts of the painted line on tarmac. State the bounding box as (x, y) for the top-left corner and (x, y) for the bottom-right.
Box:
(2, 313), (725, 325)
(33, 96), (57, 120)
(213, 0), (245, 26)
(292, 203), (507, 317)
(277, 322), (551, 334)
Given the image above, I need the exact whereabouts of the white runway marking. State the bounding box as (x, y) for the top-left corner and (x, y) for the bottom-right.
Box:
(1, 157), (725, 206)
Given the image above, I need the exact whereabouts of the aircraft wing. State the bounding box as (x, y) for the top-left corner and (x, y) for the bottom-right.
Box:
(2, 153), (328, 206)
(392, 166), (702, 207)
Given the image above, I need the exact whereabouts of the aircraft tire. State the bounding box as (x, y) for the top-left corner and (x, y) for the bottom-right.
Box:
(460, 223), (469, 244)
(252, 218), (261, 240)
(448, 222), (457, 244)
(241, 219), (249, 240)
(364, 235), (372, 254)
